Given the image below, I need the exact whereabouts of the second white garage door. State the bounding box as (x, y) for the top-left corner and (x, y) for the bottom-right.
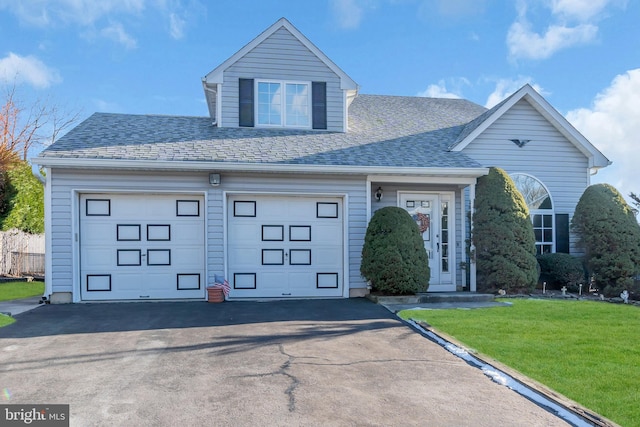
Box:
(227, 195), (344, 298)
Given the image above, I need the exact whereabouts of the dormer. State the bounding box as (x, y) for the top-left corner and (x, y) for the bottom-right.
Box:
(202, 18), (358, 132)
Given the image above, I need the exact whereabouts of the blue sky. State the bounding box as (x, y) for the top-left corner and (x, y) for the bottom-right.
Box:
(1, 0), (638, 200)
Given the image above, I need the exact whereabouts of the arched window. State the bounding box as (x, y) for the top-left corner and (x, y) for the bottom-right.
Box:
(511, 174), (554, 255)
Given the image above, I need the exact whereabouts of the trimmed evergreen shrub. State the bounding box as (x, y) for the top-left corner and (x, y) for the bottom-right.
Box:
(473, 167), (538, 292)
(537, 253), (585, 292)
(361, 206), (429, 295)
(0, 161), (44, 234)
(572, 184), (640, 296)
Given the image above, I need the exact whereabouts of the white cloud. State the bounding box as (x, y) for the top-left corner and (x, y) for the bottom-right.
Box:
(506, 0), (623, 61)
(484, 77), (545, 108)
(100, 22), (137, 49)
(169, 12), (186, 39)
(0, 0), (145, 27)
(417, 79), (465, 98)
(330, 0), (373, 29)
(566, 68), (640, 202)
(507, 21), (597, 60)
(0, 0), (196, 45)
(0, 52), (62, 88)
(92, 98), (122, 112)
(551, 0), (614, 21)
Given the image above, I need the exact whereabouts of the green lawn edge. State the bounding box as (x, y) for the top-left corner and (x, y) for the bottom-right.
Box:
(0, 281), (45, 301)
(398, 299), (639, 427)
(0, 314), (16, 327)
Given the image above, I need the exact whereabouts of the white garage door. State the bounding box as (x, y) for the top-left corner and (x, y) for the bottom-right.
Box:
(227, 195), (344, 298)
(80, 193), (205, 301)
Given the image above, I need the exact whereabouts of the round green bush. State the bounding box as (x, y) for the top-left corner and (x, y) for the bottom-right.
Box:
(473, 167), (538, 292)
(361, 206), (429, 295)
(572, 184), (640, 293)
(537, 253), (585, 292)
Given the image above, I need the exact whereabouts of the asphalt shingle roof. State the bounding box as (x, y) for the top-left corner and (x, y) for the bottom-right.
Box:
(41, 94), (488, 169)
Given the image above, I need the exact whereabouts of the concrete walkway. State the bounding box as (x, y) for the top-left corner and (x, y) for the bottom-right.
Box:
(381, 300), (512, 312)
(0, 296), (44, 317)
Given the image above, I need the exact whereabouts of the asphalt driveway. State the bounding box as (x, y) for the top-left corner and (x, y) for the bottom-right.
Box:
(0, 299), (570, 426)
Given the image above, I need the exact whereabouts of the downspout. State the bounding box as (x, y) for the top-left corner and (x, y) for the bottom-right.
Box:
(469, 181), (477, 292)
(31, 167), (45, 185)
(201, 80), (218, 126)
(40, 167), (53, 301)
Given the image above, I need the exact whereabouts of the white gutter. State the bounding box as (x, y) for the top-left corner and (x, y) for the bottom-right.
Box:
(31, 167), (46, 184)
(31, 157), (489, 178)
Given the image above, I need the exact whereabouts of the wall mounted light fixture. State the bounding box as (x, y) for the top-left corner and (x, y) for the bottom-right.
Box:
(209, 173), (221, 186)
(374, 187), (383, 202)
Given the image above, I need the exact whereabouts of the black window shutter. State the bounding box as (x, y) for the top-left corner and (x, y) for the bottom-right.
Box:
(239, 78), (254, 127)
(555, 214), (570, 253)
(312, 82), (327, 130)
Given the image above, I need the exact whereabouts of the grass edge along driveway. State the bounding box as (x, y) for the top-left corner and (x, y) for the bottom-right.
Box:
(399, 299), (639, 427)
(0, 281), (44, 327)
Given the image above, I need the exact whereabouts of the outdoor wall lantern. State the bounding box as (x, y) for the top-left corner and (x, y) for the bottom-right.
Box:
(374, 187), (383, 202)
(209, 173), (221, 186)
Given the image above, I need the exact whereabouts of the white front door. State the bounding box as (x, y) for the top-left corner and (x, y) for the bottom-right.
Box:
(399, 192), (455, 292)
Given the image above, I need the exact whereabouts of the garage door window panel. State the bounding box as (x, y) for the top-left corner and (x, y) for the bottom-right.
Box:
(290, 225), (311, 241)
(317, 273), (339, 288)
(262, 225), (284, 241)
(147, 224), (171, 241)
(86, 199), (111, 216)
(262, 249), (284, 265)
(147, 249), (171, 266)
(117, 224), (141, 241)
(177, 273), (200, 290)
(87, 274), (112, 292)
(234, 201), (256, 217)
(176, 200), (200, 217)
(290, 249), (311, 265)
(117, 249), (142, 266)
(317, 202), (338, 218)
(234, 273), (257, 289)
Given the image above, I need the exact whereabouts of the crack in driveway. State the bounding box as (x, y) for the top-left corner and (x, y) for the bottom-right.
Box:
(232, 343), (300, 412)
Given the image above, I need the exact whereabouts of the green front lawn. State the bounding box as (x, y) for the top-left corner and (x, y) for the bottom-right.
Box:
(399, 299), (640, 427)
(0, 281), (45, 301)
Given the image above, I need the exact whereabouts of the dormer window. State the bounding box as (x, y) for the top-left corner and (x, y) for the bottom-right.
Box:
(239, 78), (327, 130)
(257, 80), (310, 127)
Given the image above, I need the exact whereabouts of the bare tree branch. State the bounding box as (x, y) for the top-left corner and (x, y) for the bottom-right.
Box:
(1, 84), (81, 162)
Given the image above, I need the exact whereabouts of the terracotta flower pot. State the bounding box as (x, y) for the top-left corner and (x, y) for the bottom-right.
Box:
(207, 287), (225, 303)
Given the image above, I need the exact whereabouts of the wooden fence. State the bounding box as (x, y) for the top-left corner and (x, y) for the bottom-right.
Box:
(0, 229), (45, 277)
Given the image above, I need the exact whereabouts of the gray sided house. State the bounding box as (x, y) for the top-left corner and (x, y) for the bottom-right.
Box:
(34, 18), (610, 303)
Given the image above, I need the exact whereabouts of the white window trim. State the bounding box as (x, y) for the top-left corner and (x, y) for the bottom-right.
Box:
(510, 173), (556, 254)
(255, 79), (312, 129)
(531, 210), (556, 254)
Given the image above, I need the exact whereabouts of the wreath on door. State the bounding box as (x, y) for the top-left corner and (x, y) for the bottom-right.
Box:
(413, 212), (430, 234)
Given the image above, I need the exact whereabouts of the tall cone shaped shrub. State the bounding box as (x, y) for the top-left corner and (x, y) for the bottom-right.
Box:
(361, 206), (429, 295)
(473, 167), (538, 292)
(572, 184), (640, 295)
